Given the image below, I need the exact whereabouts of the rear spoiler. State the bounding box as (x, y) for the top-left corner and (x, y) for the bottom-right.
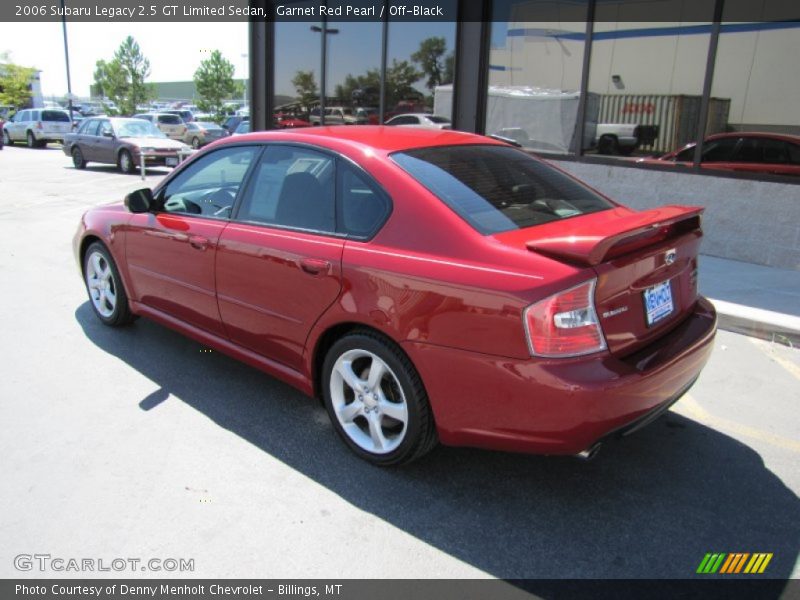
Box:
(526, 205), (704, 266)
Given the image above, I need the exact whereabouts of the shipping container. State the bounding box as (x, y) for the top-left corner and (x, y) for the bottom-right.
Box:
(597, 94), (731, 154)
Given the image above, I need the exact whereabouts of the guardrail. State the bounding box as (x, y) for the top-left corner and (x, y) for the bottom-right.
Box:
(139, 148), (196, 180)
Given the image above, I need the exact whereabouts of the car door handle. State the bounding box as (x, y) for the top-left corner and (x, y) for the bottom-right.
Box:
(300, 258), (331, 275)
(189, 235), (209, 250)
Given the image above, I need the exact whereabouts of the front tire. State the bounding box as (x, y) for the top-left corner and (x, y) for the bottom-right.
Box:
(191, 136), (201, 149)
(72, 146), (86, 169)
(597, 135), (619, 155)
(118, 149), (135, 174)
(2, 129), (10, 146)
(322, 331), (437, 466)
(83, 242), (135, 326)
(26, 131), (37, 148)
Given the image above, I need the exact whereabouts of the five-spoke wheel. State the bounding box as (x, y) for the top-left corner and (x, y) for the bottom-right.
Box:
(83, 242), (135, 326)
(322, 331), (437, 465)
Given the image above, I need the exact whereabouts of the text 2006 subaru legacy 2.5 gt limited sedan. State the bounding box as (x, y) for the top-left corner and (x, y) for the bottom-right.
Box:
(74, 127), (717, 465)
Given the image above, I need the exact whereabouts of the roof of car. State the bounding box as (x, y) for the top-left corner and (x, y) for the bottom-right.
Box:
(229, 125), (498, 153)
(706, 131), (800, 144)
(389, 113), (434, 119)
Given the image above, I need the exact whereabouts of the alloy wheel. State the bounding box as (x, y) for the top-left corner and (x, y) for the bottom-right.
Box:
(85, 251), (117, 318)
(329, 349), (409, 454)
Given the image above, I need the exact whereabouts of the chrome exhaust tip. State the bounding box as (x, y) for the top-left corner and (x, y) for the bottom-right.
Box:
(575, 443), (602, 461)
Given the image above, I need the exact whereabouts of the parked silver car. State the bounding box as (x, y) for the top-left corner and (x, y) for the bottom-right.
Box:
(131, 112), (187, 140)
(182, 121), (229, 148)
(3, 109), (72, 147)
(384, 113), (452, 129)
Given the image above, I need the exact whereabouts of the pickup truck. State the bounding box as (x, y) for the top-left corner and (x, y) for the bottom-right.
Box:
(594, 123), (659, 155)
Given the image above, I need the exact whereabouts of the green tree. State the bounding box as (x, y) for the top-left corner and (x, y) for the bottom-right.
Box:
(0, 58), (36, 109)
(113, 36), (153, 114)
(411, 37), (449, 91)
(92, 37), (154, 114)
(334, 69), (381, 106)
(291, 70), (318, 108)
(194, 50), (239, 121)
(91, 59), (127, 110)
(385, 59), (423, 106)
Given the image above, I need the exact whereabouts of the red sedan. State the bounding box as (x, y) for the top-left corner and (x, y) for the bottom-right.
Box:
(638, 131), (800, 177)
(74, 127), (716, 465)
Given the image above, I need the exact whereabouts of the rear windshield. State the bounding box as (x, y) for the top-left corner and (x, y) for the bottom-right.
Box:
(158, 114), (182, 124)
(392, 145), (613, 234)
(427, 116), (450, 123)
(42, 110), (70, 122)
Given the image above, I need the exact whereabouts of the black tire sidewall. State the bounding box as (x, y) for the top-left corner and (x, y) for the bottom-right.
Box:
(192, 137), (201, 148)
(27, 131), (36, 148)
(322, 333), (429, 466)
(72, 147), (85, 168)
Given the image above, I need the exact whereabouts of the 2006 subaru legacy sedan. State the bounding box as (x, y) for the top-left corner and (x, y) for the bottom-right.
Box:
(74, 126), (717, 465)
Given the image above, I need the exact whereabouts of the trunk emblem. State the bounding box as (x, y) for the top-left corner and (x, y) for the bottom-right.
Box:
(602, 306), (629, 319)
(665, 249), (677, 265)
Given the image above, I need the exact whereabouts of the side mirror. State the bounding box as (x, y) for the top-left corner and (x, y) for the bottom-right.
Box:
(124, 188), (154, 213)
(102, 130), (114, 138)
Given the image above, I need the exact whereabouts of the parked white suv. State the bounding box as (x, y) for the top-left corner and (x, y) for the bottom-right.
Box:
(3, 109), (72, 147)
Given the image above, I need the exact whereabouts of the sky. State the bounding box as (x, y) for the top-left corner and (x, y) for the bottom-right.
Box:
(2, 20), (456, 101)
(2, 22), (250, 98)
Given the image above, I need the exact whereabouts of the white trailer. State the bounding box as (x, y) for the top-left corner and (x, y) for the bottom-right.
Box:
(434, 84), (599, 154)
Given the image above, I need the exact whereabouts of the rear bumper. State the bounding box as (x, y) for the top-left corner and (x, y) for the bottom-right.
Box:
(403, 296), (717, 455)
(133, 152), (179, 167)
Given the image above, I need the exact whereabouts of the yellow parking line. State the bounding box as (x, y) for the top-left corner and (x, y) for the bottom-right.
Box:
(748, 337), (800, 381)
(673, 394), (800, 453)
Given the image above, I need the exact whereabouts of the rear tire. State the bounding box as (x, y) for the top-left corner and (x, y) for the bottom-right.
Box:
(26, 131), (37, 148)
(118, 149), (135, 174)
(191, 136), (201, 149)
(322, 330), (437, 466)
(83, 242), (135, 327)
(72, 146), (86, 169)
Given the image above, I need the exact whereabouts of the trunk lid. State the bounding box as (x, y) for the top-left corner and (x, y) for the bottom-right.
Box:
(505, 205), (704, 357)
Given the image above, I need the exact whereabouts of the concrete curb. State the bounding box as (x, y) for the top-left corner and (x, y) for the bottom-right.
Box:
(709, 298), (800, 346)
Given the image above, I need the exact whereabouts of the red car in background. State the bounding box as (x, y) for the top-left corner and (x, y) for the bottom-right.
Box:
(638, 131), (800, 177)
(74, 127), (716, 465)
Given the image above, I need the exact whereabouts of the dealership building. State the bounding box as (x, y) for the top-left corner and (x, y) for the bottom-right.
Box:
(242, 0), (799, 270)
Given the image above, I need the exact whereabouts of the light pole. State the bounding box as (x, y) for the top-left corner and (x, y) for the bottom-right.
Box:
(240, 53), (248, 111)
(60, 0), (74, 124)
(310, 23), (339, 125)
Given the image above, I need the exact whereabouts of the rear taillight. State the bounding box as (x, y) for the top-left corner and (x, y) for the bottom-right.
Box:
(524, 279), (607, 358)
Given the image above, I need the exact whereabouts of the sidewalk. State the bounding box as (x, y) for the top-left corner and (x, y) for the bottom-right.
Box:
(700, 255), (800, 344)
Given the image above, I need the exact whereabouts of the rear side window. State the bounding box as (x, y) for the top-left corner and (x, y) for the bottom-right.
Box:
(392, 145), (613, 234)
(42, 110), (70, 122)
(338, 162), (390, 238)
(78, 119), (98, 135)
(158, 115), (182, 124)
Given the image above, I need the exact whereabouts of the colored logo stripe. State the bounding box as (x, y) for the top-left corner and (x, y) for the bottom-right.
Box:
(697, 553), (773, 574)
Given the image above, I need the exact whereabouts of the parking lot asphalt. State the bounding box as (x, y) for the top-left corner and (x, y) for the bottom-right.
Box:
(0, 144), (798, 581)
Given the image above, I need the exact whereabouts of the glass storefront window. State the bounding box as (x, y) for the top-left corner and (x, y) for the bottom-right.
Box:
(485, 0), (589, 154)
(386, 6), (457, 125)
(273, 3), (322, 126)
(705, 1), (800, 177)
(585, 1), (714, 159)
